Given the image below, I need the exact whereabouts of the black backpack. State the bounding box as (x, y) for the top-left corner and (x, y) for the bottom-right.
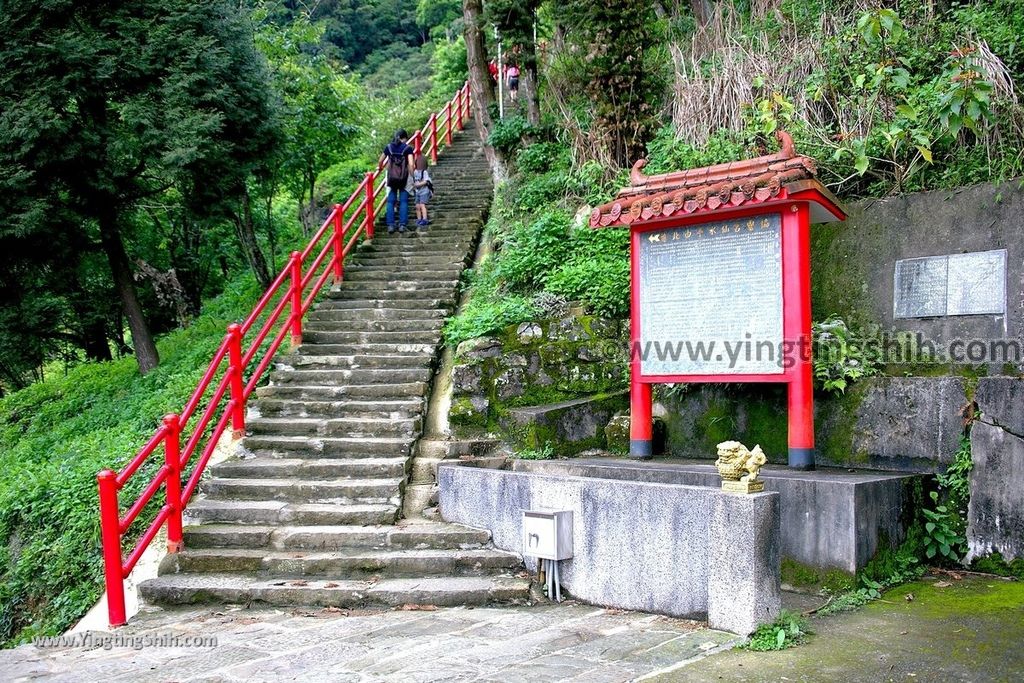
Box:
(385, 142), (409, 189)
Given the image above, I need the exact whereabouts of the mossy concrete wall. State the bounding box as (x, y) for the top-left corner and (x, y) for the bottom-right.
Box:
(811, 179), (1024, 360)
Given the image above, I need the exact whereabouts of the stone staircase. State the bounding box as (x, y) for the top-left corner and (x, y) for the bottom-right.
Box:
(139, 124), (532, 610)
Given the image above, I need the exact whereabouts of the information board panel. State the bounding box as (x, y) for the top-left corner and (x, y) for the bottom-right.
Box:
(637, 213), (784, 376)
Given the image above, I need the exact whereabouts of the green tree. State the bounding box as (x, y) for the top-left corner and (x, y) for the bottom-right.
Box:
(254, 8), (364, 232)
(0, 0), (282, 374)
(561, 0), (665, 167)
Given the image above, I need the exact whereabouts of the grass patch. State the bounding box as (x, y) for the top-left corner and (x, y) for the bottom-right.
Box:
(0, 275), (260, 646)
(743, 610), (811, 651)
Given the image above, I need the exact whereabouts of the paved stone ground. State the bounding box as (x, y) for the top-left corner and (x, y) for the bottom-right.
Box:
(658, 574), (1024, 683)
(0, 603), (736, 682)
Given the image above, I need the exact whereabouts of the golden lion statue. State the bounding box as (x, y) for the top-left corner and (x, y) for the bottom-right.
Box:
(715, 440), (767, 491)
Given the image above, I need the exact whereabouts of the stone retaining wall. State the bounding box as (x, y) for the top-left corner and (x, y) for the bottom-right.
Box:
(438, 461), (780, 635)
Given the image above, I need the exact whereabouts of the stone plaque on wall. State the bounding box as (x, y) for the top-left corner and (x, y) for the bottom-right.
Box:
(894, 249), (1006, 318)
(637, 213), (783, 376)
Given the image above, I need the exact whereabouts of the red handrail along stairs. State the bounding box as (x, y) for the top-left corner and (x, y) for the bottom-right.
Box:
(96, 83), (473, 627)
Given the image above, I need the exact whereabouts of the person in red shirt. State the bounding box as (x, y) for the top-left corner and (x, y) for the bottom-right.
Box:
(488, 60), (498, 83)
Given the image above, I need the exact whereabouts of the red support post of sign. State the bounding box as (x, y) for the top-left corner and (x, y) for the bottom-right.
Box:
(163, 414), (184, 552)
(430, 114), (439, 163)
(332, 203), (344, 283)
(365, 172), (376, 242)
(628, 231), (653, 459)
(289, 251), (303, 348)
(630, 381), (653, 459)
(445, 101), (453, 144)
(783, 203), (816, 469)
(226, 324), (245, 439)
(97, 469), (127, 627)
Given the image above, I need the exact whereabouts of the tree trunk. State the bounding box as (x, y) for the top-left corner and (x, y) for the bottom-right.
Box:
(463, 0), (503, 175)
(81, 318), (112, 362)
(234, 185), (272, 288)
(519, 17), (542, 127)
(690, 0), (711, 24)
(97, 209), (159, 374)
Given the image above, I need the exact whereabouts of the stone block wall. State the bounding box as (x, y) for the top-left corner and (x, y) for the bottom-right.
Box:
(450, 316), (629, 444)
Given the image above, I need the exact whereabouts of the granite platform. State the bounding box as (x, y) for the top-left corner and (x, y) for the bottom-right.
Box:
(511, 458), (921, 573)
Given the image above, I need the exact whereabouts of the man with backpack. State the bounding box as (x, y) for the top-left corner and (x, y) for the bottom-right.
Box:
(383, 129), (415, 235)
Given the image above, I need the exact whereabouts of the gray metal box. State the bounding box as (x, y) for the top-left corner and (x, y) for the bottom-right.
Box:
(521, 509), (573, 560)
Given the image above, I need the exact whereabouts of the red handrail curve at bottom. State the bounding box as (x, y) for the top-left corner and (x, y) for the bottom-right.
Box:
(96, 81), (473, 627)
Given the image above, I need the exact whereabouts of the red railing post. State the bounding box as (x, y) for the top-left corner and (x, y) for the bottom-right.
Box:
(457, 87), (465, 131)
(445, 100), (453, 144)
(430, 114), (439, 163)
(163, 414), (184, 552)
(331, 203), (344, 284)
(413, 131), (422, 156)
(289, 251), (303, 347)
(226, 324), (245, 438)
(365, 171), (376, 242)
(97, 470), (127, 627)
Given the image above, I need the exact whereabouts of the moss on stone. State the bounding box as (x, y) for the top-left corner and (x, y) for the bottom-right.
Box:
(449, 397), (487, 427)
(781, 558), (856, 593)
(818, 382), (870, 466)
(970, 552), (1024, 580)
(743, 400), (789, 462)
(695, 398), (737, 452)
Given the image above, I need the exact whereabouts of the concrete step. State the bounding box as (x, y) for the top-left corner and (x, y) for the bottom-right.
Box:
(182, 522), (492, 551)
(140, 574), (531, 609)
(161, 547), (522, 578)
(201, 477), (404, 505)
(270, 367), (433, 385)
(313, 299), (451, 311)
(328, 287), (457, 301)
(254, 382), (429, 401)
(186, 499), (399, 526)
(348, 256), (468, 268)
(283, 353), (433, 370)
(242, 434), (416, 458)
(303, 318), (445, 333)
(341, 275), (462, 288)
(255, 398), (424, 419)
(307, 307), (449, 322)
(212, 455), (409, 479)
(294, 342), (436, 355)
(301, 330), (442, 345)
(246, 416), (420, 437)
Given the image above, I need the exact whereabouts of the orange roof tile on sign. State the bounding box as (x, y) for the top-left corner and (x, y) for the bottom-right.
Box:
(589, 130), (819, 228)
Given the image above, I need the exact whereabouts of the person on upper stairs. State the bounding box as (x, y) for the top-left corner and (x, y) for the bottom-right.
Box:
(507, 63), (520, 103)
(383, 129), (415, 235)
(412, 154), (433, 233)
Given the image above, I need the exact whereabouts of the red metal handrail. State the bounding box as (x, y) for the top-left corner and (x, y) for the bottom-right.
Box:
(96, 81), (473, 627)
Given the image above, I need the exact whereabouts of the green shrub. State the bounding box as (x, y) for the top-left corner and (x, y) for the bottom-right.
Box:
(515, 142), (568, 175)
(487, 115), (533, 155)
(496, 211), (574, 291)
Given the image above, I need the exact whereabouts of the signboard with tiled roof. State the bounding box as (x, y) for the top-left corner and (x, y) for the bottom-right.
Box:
(590, 131), (847, 469)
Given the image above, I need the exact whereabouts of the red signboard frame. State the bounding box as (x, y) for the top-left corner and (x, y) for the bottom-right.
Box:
(627, 184), (845, 469)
